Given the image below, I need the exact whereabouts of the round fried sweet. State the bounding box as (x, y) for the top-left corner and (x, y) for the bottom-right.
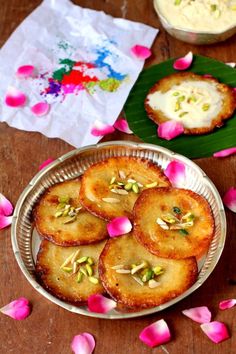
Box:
(99, 234), (198, 310)
(34, 178), (108, 246)
(145, 72), (236, 135)
(79, 156), (170, 221)
(36, 240), (106, 304)
(133, 187), (215, 259)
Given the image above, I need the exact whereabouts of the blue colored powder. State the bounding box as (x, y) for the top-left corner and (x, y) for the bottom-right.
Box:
(94, 48), (126, 81)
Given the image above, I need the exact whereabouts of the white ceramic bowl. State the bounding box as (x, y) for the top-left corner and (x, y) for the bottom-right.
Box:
(154, 0), (236, 45)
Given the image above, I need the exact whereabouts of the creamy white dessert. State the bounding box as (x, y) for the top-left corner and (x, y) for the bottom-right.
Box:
(147, 80), (223, 129)
(155, 0), (236, 32)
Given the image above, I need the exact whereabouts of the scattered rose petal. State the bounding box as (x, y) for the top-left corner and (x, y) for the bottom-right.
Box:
(219, 299), (236, 310)
(0, 215), (13, 230)
(31, 102), (50, 116)
(107, 217), (132, 237)
(233, 88), (236, 92)
(182, 306), (211, 324)
(71, 333), (95, 354)
(38, 158), (54, 171)
(91, 120), (115, 137)
(0, 193), (13, 216)
(0, 297), (30, 320)
(213, 147), (236, 158)
(88, 294), (116, 313)
(200, 321), (230, 344)
(164, 160), (186, 187)
(5, 87), (26, 107)
(173, 51), (193, 70)
(114, 118), (133, 134)
(223, 187), (236, 212)
(16, 65), (35, 78)
(158, 121), (184, 140)
(139, 319), (171, 348)
(131, 45), (151, 60)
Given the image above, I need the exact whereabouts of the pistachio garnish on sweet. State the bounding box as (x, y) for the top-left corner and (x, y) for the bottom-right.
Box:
(111, 261), (164, 289)
(156, 208), (195, 235)
(54, 195), (82, 224)
(60, 251), (99, 285)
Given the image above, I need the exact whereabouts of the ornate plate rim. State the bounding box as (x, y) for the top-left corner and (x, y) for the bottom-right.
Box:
(11, 141), (226, 319)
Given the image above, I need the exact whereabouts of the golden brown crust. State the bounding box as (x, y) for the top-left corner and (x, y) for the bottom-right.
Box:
(34, 178), (108, 246)
(99, 234), (198, 310)
(144, 72), (236, 135)
(133, 187), (215, 259)
(79, 156), (171, 221)
(35, 240), (106, 305)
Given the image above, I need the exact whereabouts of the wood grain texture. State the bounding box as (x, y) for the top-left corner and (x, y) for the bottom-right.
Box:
(0, 1), (235, 353)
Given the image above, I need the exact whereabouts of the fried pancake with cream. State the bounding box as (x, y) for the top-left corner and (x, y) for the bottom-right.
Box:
(99, 234), (198, 310)
(145, 72), (236, 135)
(133, 187), (214, 259)
(36, 240), (106, 304)
(34, 178), (108, 246)
(79, 156), (170, 221)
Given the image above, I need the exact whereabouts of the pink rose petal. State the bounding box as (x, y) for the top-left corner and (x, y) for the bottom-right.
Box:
(88, 294), (116, 313)
(5, 87), (26, 107)
(0, 193), (13, 216)
(31, 102), (50, 117)
(164, 161), (186, 187)
(173, 51), (193, 70)
(0, 215), (13, 230)
(200, 321), (230, 344)
(114, 118), (133, 134)
(223, 187), (236, 212)
(233, 88), (236, 92)
(182, 306), (211, 324)
(71, 333), (95, 354)
(16, 65), (35, 78)
(219, 299), (236, 310)
(0, 297), (30, 320)
(213, 147), (236, 158)
(158, 121), (184, 140)
(91, 120), (115, 137)
(107, 217), (132, 237)
(139, 319), (171, 348)
(38, 158), (54, 171)
(131, 45), (152, 60)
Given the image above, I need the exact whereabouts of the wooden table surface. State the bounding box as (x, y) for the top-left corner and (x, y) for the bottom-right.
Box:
(0, 1), (236, 353)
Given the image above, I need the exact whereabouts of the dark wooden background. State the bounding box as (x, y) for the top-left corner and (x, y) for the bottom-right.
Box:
(0, 1), (236, 353)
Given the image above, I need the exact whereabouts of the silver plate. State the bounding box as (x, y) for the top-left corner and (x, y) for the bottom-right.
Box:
(11, 141), (226, 319)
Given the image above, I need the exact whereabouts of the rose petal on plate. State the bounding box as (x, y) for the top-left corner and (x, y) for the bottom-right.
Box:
(38, 158), (54, 171)
(173, 51), (193, 70)
(88, 294), (116, 313)
(164, 161), (186, 187)
(131, 45), (152, 60)
(91, 120), (115, 137)
(114, 118), (133, 134)
(16, 65), (35, 78)
(213, 147), (236, 158)
(223, 187), (236, 212)
(71, 333), (95, 354)
(200, 321), (230, 344)
(0, 297), (30, 320)
(139, 319), (171, 348)
(0, 193), (13, 216)
(107, 217), (132, 237)
(182, 306), (211, 324)
(157, 121), (184, 140)
(233, 88), (236, 92)
(219, 299), (236, 310)
(0, 215), (13, 230)
(5, 87), (27, 107)
(31, 102), (50, 116)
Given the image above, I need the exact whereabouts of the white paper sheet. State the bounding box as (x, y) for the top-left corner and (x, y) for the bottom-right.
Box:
(0, 0), (158, 147)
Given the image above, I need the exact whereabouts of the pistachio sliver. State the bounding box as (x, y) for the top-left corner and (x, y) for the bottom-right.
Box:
(124, 182), (133, 191)
(59, 196), (70, 204)
(87, 257), (94, 266)
(79, 266), (88, 276)
(85, 264), (93, 276)
(61, 266), (73, 273)
(145, 181), (158, 188)
(55, 211), (63, 218)
(88, 276), (99, 284)
(153, 266), (164, 276)
(110, 176), (116, 185)
(132, 183), (139, 194)
(142, 269), (154, 282)
(131, 261), (148, 274)
(77, 256), (88, 264)
(202, 103), (210, 111)
(77, 272), (83, 283)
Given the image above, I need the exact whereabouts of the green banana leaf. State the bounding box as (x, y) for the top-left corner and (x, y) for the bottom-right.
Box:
(124, 55), (236, 159)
